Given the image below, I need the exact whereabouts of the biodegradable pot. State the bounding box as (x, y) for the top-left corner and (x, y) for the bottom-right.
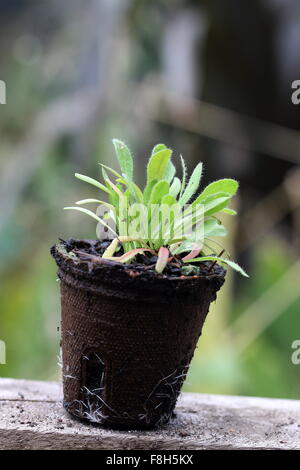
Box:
(51, 240), (225, 430)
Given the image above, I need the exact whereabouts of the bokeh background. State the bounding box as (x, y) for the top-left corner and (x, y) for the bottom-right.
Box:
(1, 0), (300, 399)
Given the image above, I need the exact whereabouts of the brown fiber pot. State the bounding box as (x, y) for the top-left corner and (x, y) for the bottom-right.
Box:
(51, 240), (225, 430)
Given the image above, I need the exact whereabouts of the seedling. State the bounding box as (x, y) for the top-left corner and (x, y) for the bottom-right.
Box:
(65, 139), (248, 276)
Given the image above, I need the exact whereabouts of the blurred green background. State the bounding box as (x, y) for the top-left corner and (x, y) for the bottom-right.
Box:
(1, 0), (300, 399)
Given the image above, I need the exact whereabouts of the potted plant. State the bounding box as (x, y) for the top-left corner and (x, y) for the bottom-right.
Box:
(51, 139), (247, 430)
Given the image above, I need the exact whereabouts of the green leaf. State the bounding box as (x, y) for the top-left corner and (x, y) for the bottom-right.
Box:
(169, 177), (181, 198)
(204, 218), (227, 237)
(179, 155), (188, 199)
(179, 162), (203, 205)
(149, 180), (170, 205)
(76, 199), (116, 219)
(161, 194), (177, 206)
(193, 190), (229, 208)
(112, 139), (134, 180)
(147, 148), (172, 184)
(222, 259), (248, 277)
(172, 209), (201, 240)
(203, 196), (231, 217)
(143, 179), (157, 205)
(64, 206), (117, 236)
(148, 181), (170, 246)
(151, 143), (167, 154)
(99, 163), (122, 179)
(76, 198), (106, 205)
(181, 192), (229, 225)
(106, 180), (119, 208)
(105, 177), (124, 198)
(196, 179), (239, 203)
(164, 161), (176, 183)
(170, 240), (194, 255)
(150, 194), (179, 245)
(75, 173), (110, 194)
(117, 175), (144, 203)
(222, 208), (237, 216)
(184, 255), (249, 277)
(101, 166), (110, 183)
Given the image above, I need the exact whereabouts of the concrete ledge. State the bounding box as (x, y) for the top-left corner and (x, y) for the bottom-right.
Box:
(0, 378), (300, 450)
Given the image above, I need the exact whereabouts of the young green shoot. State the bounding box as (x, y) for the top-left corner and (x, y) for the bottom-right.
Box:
(64, 139), (248, 277)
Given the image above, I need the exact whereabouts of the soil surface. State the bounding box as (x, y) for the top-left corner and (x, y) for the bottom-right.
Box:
(57, 238), (225, 280)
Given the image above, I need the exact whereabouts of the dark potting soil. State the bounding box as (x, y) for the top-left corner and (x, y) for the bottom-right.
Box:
(58, 237), (225, 280)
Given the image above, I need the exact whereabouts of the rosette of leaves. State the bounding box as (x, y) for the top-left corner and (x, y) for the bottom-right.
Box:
(65, 139), (248, 277)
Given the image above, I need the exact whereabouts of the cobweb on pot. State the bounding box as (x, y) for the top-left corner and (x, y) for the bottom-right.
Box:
(66, 350), (122, 424)
(139, 365), (190, 426)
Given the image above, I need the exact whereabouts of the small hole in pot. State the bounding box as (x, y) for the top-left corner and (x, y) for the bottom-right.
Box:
(82, 351), (105, 394)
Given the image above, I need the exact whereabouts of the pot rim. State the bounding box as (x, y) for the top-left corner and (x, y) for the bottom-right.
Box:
(51, 239), (226, 304)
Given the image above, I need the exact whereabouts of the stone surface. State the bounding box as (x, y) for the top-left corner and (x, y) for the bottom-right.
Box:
(0, 378), (300, 450)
